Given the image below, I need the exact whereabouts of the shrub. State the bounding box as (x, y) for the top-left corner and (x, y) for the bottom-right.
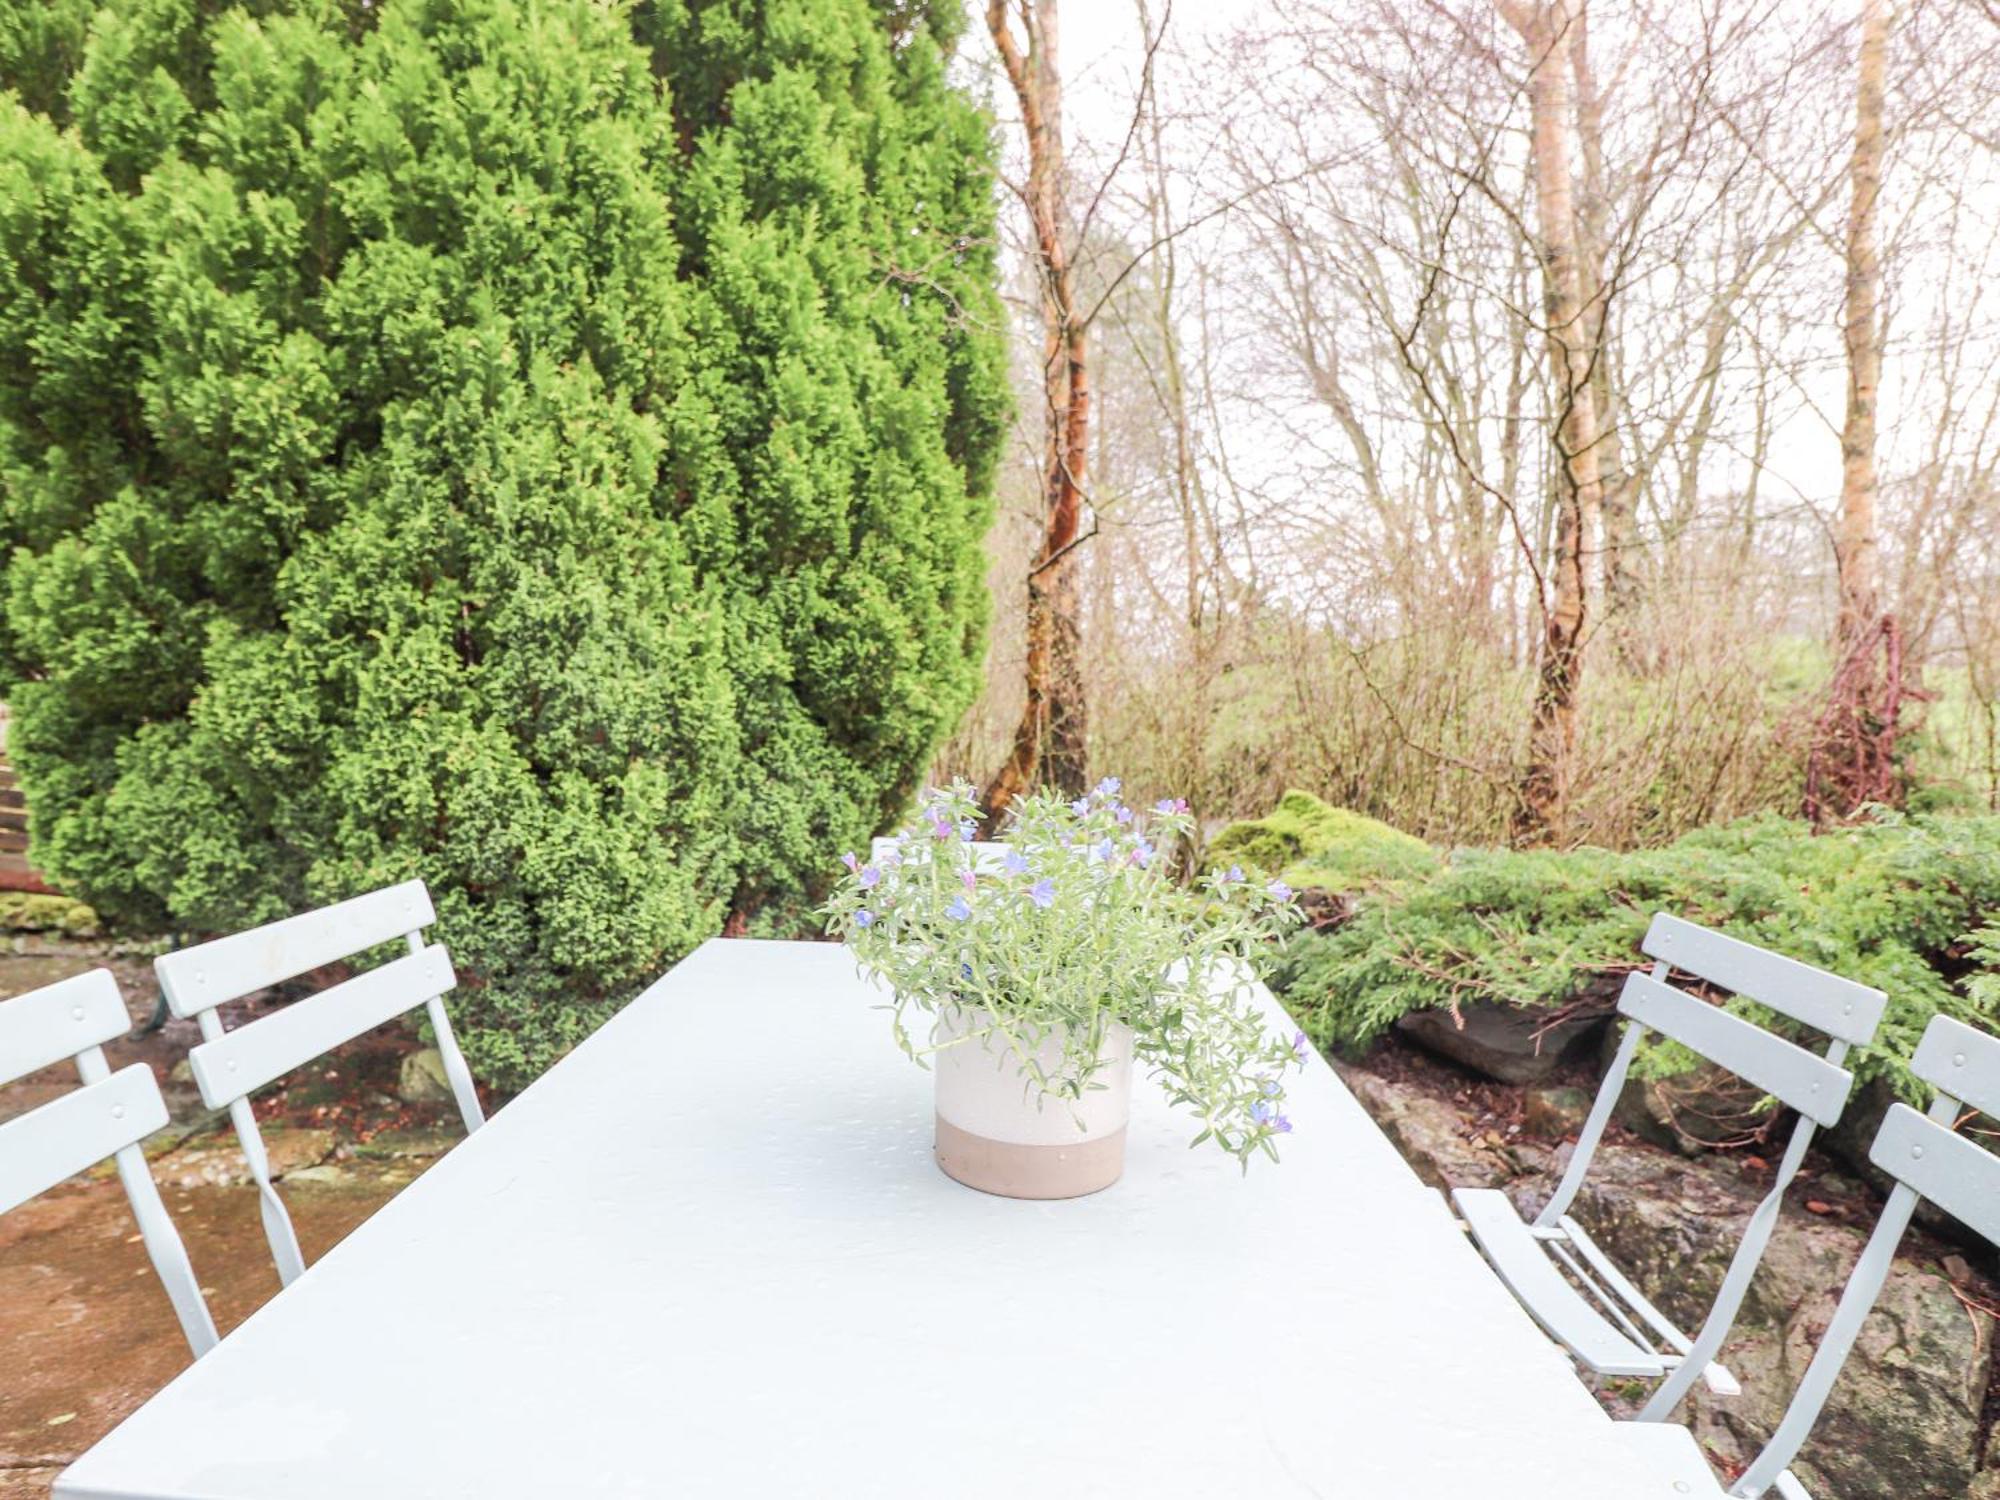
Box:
(1208, 789), (1439, 889)
(0, 0), (1006, 1086)
(1274, 812), (2000, 1100)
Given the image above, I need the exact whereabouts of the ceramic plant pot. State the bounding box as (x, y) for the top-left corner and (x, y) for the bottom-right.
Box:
(931, 1007), (1134, 1199)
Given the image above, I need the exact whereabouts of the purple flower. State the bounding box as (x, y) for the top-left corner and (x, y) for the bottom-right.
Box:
(858, 865), (881, 889)
(1251, 1101), (1273, 1125)
(1292, 1030), (1310, 1060)
(1003, 849), (1031, 876)
(1154, 798), (1177, 814)
(1095, 776), (1122, 797)
(1069, 797), (1090, 818)
(1267, 880), (1292, 902)
(854, 908), (875, 928)
(960, 869), (977, 892)
(1114, 805), (1134, 825)
(1028, 878), (1055, 909)
(946, 896), (972, 922)
(840, 851), (859, 873)
(1092, 838), (1116, 862)
(1130, 839), (1155, 868)
(1260, 1078), (1280, 1097)
(1225, 864), (1244, 884)
(1275, 1114), (1294, 1135)
(930, 817), (953, 841)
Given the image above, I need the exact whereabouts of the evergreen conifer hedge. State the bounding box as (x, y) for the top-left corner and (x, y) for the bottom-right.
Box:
(0, 0), (1007, 1084)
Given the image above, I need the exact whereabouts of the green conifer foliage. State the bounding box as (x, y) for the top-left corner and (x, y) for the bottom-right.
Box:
(0, 0), (1006, 1084)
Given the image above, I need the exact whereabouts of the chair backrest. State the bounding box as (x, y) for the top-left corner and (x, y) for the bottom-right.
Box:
(156, 880), (482, 1286)
(1730, 1014), (2000, 1498)
(0, 969), (216, 1356)
(1542, 915), (1887, 1425)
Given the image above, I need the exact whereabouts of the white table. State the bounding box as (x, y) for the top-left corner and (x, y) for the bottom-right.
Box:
(58, 939), (1675, 1499)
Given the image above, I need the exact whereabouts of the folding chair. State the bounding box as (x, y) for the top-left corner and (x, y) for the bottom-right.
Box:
(1615, 1013), (2000, 1499)
(0, 969), (217, 1355)
(1454, 913), (1887, 1418)
(155, 879), (481, 1286)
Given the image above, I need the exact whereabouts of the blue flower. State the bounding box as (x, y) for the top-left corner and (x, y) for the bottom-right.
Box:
(1003, 849), (1031, 875)
(1095, 776), (1122, 797)
(1292, 1030), (1310, 1060)
(946, 896), (972, 922)
(1028, 878), (1055, 909)
(858, 865), (881, 889)
(1069, 797), (1090, 817)
(840, 851), (859, 873)
(1222, 864), (1244, 884)
(1275, 1114), (1294, 1135)
(853, 908), (875, 928)
(1114, 804), (1134, 825)
(1251, 1101), (1273, 1125)
(1092, 838), (1116, 862)
(1154, 798), (1177, 814)
(1260, 1078), (1280, 1097)
(1267, 879), (1292, 902)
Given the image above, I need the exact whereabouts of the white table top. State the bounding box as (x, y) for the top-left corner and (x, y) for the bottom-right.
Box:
(58, 938), (1672, 1499)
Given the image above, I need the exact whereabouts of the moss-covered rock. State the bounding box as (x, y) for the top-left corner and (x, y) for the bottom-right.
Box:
(0, 890), (100, 936)
(1208, 790), (1438, 889)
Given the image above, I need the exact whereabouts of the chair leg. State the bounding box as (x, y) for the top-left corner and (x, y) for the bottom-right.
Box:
(114, 1144), (218, 1357)
(228, 1097), (306, 1286)
(427, 996), (485, 1135)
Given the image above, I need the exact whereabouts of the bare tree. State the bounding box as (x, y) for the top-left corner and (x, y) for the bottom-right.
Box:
(1498, 0), (1604, 840)
(982, 0), (1095, 812)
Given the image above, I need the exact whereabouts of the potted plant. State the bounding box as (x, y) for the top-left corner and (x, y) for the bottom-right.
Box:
(824, 779), (1307, 1199)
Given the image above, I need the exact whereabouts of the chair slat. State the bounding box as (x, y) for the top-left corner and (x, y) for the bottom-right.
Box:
(157, 879), (435, 1019)
(1642, 914), (1886, 1044)
(0, 968), (129, 1085)
(0, 1065), (168, 1213)
(1452, 1187), (1667, 1378)
(1910, 1015), (2000, 1120)
(1617, 973), (1853, 1127)
(1869, 1103), (2000, 1245)
(189, 944), (456, 1107)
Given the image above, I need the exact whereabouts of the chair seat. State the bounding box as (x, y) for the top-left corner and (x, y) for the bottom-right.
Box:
(1611, 1422), (1813, 1500)
(1452, 1187), (1666, 1377)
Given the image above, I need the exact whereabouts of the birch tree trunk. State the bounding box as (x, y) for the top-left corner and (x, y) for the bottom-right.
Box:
(984, 0), (1092, 816)
(1569, 2), (1640, 627)
(1837, 0), (1887, 644)
(1501, 0), (1604, 843)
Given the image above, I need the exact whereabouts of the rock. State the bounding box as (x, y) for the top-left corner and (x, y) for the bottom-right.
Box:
(1564, 1145), (1993, 1499)
(1614, 1065), (1772, 1157)
(152, 1127), (335, 1189)
(1395, 1001), (1608, 1085)
(1337, 1056), (1999, 1499)
(1333, 1062), (1535, 1192)
(1522, 1085), (1592, 1140)
(397, 1048), (451, 1105)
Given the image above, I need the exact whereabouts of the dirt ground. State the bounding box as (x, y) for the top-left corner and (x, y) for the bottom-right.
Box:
(0, 942), (465, 1498)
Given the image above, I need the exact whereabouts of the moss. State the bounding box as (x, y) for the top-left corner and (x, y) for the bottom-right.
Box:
(0, 890), (100, 936)
(1209, 790), (1438, 889)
